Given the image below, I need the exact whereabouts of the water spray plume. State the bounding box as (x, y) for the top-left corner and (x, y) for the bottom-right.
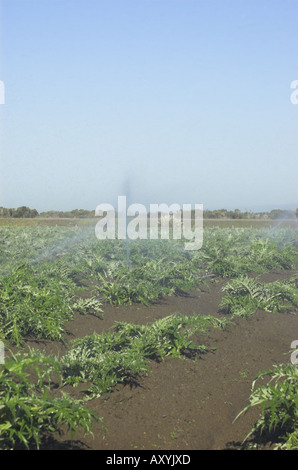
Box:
(30, 225), (94, 266)
(263, 214), (298, 246)
(123, 177), (131, 270)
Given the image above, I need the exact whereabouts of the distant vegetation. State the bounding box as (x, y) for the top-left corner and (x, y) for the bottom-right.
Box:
(0, 207), (94, 218)
(203, 208), (298, 220)
(0, 206), (39, 218)
(0, 206), (297, 219)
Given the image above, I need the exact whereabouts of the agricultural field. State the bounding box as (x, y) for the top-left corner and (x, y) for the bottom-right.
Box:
(0, 219), (298, 450)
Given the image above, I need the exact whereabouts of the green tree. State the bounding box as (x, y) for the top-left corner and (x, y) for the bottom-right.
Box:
(13, 206), (38, 218)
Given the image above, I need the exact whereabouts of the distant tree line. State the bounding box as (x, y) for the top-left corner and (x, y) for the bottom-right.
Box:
(0, 206), (39, 218)
(0, 206), (297, 219)
(39, 209), (95, 218)
(202, 208), (298, 220)
(0, 207), (95, 218)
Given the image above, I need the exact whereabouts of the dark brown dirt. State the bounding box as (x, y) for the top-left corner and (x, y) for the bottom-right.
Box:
(21, 268), (298, 450)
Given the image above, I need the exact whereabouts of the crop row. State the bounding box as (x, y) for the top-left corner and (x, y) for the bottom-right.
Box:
(0, 226), (297, 345)
(0, 225), (298, 449)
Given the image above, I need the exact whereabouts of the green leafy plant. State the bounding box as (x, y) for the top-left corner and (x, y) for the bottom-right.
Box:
(72, 296), (103, 317)
(0, 349), (104, 449)
(0, 265), (74, 344)
(196, 228), (298, 278)
(61, 313), (229, 398)
(220, 275), (298, 317)
(235, 363), (298, 450)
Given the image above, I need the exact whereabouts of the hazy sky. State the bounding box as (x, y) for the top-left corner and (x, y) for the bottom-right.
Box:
(0, 0), (297, 212)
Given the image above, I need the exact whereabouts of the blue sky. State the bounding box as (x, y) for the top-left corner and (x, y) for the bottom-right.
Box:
(0, 0), (297, 212)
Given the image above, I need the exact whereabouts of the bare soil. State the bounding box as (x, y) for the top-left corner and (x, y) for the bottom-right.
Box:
(20, 268), (298, 451)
